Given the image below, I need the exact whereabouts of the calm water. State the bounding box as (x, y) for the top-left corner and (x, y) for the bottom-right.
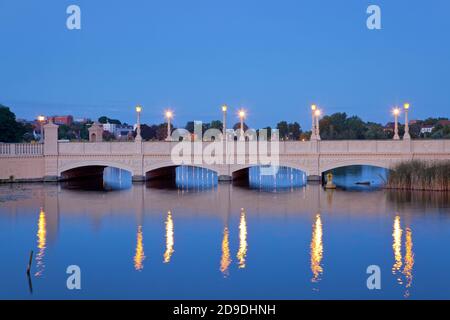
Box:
(1, 166), (449, 300)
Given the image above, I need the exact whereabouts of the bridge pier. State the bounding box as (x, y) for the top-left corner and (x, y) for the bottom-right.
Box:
(307, 175), (322, 182)
(218, 175), (232, 182)
(132, 175), (146, 182)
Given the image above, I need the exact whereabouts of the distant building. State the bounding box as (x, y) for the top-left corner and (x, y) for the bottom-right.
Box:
(74, 117), (90, 124)
(437, 120), (450, 127)
(102, 122), (117, 133)
(48, 115), (73, 126)
(114, 124), (134, 140)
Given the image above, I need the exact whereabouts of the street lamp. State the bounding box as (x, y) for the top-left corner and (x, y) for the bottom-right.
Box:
(403, 103), (411, 140)
(310, 104), (317, 140)
(37, 115), (46, 142)
(222, 105), (227, 139)
(135, 105), (142, 141)
(165, 110), (173, 141)
(393, 107), (401, 140)
(238, 109), (246, 141)
(314, 109), (322, 141)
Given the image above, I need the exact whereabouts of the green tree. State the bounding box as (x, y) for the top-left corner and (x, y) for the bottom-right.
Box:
(0, 105), (26, 142)
(364, 122), (389, 139)
(209, 120), (223, 131)
(276, 121), (289, 140)
(98, 116), (121, 125)
(288, 122), (302, 140)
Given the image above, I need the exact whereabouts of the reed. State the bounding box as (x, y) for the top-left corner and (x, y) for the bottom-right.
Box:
(387, 160), (450, 191)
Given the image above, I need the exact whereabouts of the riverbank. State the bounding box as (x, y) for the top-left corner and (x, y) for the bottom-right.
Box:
(386, 160), (450, 192)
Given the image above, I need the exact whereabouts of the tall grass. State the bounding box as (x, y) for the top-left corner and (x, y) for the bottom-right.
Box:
(387, 160), (450, 191)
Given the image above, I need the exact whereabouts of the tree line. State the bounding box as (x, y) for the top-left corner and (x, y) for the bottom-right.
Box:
(1, 104), (449, 143)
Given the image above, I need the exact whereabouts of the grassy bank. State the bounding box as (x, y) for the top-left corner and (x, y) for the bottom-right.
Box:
(387, 160), (450, 191)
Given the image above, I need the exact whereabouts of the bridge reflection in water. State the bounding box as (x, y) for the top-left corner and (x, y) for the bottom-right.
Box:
(248, 166), (307, 191)
(310, 214), (324, 287)
(175, 166), (217, 191)
(3, 171), (447, 299)
(392, 215), (415, 298)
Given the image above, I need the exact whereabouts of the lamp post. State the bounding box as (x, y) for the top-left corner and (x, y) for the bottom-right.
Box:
(238, 109), (246, 141)
(135, 105), (142, 141)
(310, 105), (317, 140)
(222, 105), (227, 140)
(165, 110), (173, 141)
(315, 109), (322, 140)
(403, 103), (411, 140)
(37, 115), (46, 143)
(393, 107), (400, 140)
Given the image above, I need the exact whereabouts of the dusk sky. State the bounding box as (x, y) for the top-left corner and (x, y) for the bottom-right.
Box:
(0, 0), (449, 129)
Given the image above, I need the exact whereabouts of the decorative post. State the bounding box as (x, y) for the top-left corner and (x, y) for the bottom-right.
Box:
(310, 105), (317, 141)
(222, 105), (227, 140)
(393, 107), (400, 140)
(165, 110), (173, 141)
(403, 103), (411, 140)
(37, 115), (46, 143)
(43, 119), (59, 181)
(135, 105), (142, 141)
(238, 109), (246, 141)
(315, 109), (322, 141)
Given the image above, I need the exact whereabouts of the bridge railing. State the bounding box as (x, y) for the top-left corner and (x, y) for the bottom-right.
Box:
(0, 143), (44, 157)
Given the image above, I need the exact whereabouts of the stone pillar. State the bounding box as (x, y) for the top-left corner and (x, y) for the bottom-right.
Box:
(307, 140), (321, 182)
(88, 123), (103, 142)
(43, 121), (59, 181)
(132, 140), (145, 182)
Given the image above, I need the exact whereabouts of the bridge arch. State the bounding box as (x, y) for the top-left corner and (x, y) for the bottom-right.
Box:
(319, 159), (396, 175)
(144, 161), (220, 180)
(231, 163), (310, 180)
(58, 160), (135, 178)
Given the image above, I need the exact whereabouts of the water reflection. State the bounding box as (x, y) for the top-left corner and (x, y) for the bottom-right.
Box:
(1, 181), (445, 299)
(220, 226), (232, 277)
(403, 228), (415, 298)
(248, 166), (306, 191)
(391, 215), (415, 297)
(176, 166), (217, 191)
(392, 215), (403, 283)
(237, 208), (248, 269)
(326, 165), (388, 190)
(104, 167), (132, 190)
(133, 225), (145, 271)
(35, 208), (46, 277)
(163, 211), (175, 263)
(310, 214), (324, 285)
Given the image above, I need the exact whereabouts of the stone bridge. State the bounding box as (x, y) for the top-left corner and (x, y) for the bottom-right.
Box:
(1, 122), (450, 182)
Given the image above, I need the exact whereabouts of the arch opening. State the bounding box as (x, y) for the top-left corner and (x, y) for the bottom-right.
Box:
(146, 165), (218, 190)
(60, 166), (132, 191)
(322, 165), (390, 190)
(233, 165), (307, 191)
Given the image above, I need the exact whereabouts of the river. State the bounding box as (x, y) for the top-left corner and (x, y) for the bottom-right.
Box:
(0, 166), (449, 299)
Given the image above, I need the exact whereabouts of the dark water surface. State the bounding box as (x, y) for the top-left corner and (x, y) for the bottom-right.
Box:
(0, 166), (449, 299)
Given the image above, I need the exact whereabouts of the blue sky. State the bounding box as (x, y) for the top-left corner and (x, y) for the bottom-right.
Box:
(0, 0), (449, 129)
